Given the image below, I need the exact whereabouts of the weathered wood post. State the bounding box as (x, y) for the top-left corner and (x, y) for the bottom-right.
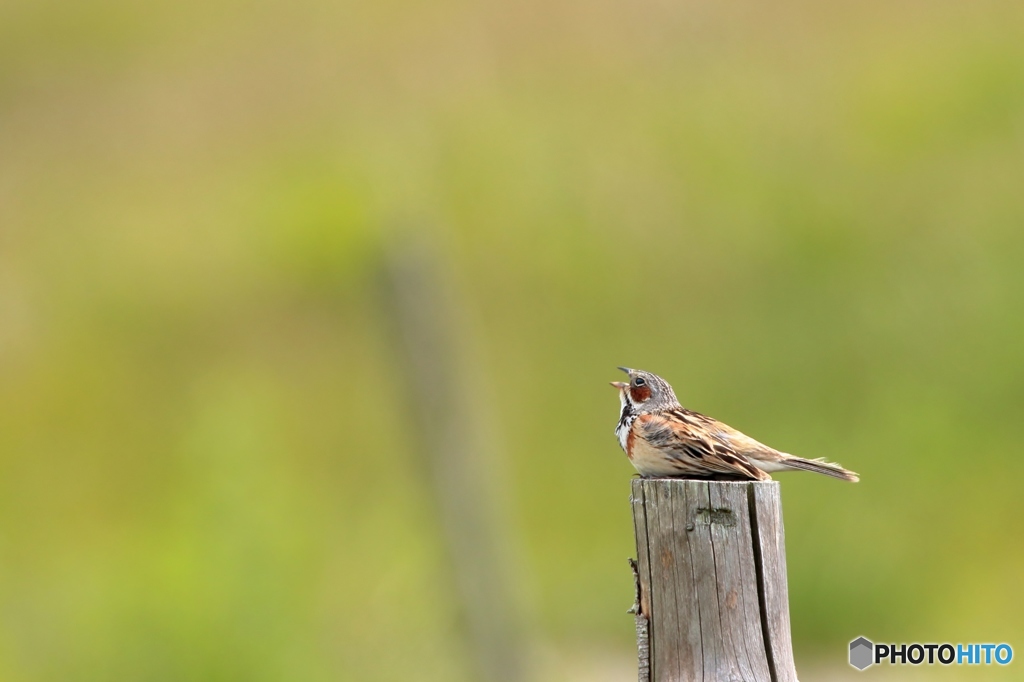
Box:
(630, 479), (798, 682)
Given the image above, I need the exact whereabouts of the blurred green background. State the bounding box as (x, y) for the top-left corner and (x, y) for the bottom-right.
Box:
(2, 0), (1023, 679)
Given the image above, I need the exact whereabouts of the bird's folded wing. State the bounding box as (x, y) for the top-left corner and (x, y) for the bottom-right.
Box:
(638, 411), (771, 480)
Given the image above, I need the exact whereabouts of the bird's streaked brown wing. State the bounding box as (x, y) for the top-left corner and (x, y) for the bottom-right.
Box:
(637, 410), (772, 480)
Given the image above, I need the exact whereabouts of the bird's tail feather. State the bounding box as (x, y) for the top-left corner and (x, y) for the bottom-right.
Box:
(783, 456), (859, 482)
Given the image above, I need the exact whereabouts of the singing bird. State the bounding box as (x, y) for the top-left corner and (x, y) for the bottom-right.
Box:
(611, 367), (858, 482)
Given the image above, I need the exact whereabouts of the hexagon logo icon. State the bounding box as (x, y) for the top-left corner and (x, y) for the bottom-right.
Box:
(849, 637), (874, 670)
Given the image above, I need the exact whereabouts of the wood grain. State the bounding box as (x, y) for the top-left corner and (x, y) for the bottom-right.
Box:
(631, 479), (797, 682)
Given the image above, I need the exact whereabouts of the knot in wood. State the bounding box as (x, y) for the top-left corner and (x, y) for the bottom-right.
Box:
(695, 506), (737, 527)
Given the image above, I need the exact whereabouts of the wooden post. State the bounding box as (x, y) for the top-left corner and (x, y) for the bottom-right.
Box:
(380, 235), (527, 682)
(630, 479), (798, 682)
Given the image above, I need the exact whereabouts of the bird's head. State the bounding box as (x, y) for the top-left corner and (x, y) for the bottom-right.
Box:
(610, 367), (680, 413)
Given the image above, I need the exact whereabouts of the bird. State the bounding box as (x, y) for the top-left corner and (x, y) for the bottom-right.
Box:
(611, 367), (858, 482)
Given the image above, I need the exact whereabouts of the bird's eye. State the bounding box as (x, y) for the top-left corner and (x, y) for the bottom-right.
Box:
(634, 377), (646, 387)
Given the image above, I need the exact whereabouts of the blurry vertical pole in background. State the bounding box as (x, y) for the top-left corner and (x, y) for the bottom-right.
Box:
(379, 230), (527, 682)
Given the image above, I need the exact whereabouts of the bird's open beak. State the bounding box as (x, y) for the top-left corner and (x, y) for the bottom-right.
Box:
(612, 367), (631, 389)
